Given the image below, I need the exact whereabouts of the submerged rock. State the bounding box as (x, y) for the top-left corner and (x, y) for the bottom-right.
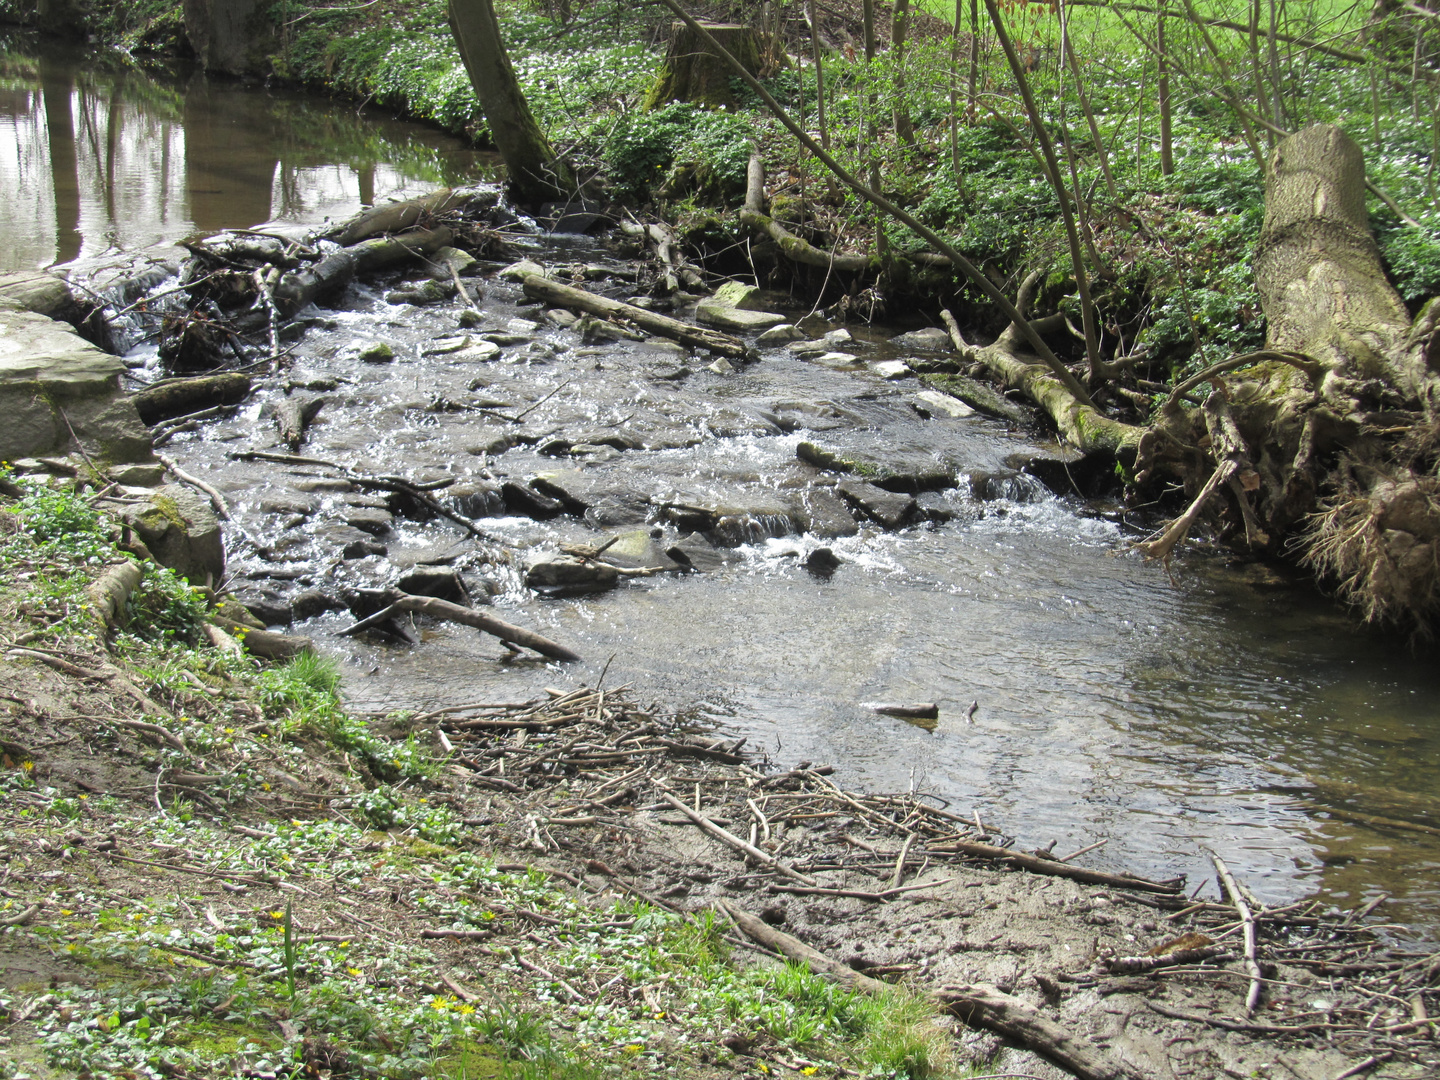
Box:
(796, 488), (861, 538)
(695, 304), (787, 333)
(797, 441), (954, 492)
(525, 555), (619, 597)
(912, 390), (976, 419)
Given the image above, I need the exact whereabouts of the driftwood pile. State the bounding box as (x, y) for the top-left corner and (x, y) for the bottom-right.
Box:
(385, 684), (1439, 1079)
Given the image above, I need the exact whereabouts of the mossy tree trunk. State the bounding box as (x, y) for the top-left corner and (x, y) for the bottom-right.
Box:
(644, 22), (762, 110)
(1138, 125), (1440, 631)
(448, 0), (574, 205)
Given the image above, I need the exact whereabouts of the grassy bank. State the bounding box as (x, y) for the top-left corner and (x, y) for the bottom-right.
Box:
(0, 470), (968, 1079)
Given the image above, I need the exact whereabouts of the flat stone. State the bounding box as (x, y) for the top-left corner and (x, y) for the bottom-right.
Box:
(694, 303), (787, 332)
(546, 309), (579, 328)
(507, 318), (540, 335)
(890, 327), (952, 351)
(666, 534), (727, 572)
(344, 507), (393, 536)
(797, 488), (860, 538)
(708, 358), (736, 375)
(870, 360), (912, 380)
(108, 463), (166, 486)
(453, 341), (503, 362)
(820, 328), (854, 347)
(787, 339), (829, 356)
(920, 373), (1029, 423)
(598, 529), (683, 571)
(499, 259), (546, 282)
(797, 441), (955, 492)
(421, 336), (475, 356)
(584, 494), (652, 528)
(531, 470), (643, 513)
(291, 478), (354, 493)
(836, 480), (918, 530)
(756, 323), (805, 345)
(446, 479), (505, 518)
(809, 352), (864, 370)
(0, 271), (77, 319)
(501, 481), (565, 518)
(395, 566), (471, 605)
(258, 496), (319, 518)
(913, 390), (976, 419)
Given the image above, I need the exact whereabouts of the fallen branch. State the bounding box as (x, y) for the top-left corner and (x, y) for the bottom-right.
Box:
(928, 837), (1184, 893)
(339, 591), (581, 662)
(657, 789), (817, 884)
(521, 275), (750, 358)
(1211, 852), (1264, 1014)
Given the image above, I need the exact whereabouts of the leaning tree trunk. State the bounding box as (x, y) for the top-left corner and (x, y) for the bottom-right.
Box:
(1139, 124), (1440, 632)
(448, 0), (574, 205)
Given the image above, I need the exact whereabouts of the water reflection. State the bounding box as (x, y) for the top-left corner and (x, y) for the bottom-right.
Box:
(0, 34), (498, 270)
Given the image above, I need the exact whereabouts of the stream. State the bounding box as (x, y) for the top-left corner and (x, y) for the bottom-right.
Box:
(6, 32), (1440, 937)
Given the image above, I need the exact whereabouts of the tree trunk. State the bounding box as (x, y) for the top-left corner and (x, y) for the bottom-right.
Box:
(1140, 125), (1440, 631)
(447, 0), (574, 205)
(644, 22), (762, 110)
(891, 0), (916, 144)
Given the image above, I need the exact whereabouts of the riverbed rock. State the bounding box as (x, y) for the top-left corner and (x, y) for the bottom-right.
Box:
(344, 507), (393, 536)
(546, 308), (579, 328)
(112, 484), (225, 587)
(797, 441), (955, 492)
(446, 479), (505, 518)
(429, 246), (479, 279)
(666, 533), (728, 572)
(796, 488), (861, 538)
(525, 555), (619, 597)
(836, 480), (918, 529)
(808, 352), (865, 370)
(787, 338), (828, 356)
(694, 304), (787, 333)
(584, 494), (652, 528)
(501, 481), (565, 518)
(395, 566), (472, 605)
(0, 271), (80, 321)
(108, 463), (166, 486)
(598, 529), (684, 571)
(870, 360), (912, 380)
(795, 312), (831, 337)
(756, 323), (805, 345)
(890, 327), (952, 351)
(358, 342), (395, 363)
(0, 306), (153, 465)
(291, 589), (345, 621)
(386, 280), (455, 306)
(820, 328), (854, 348)
(919, 373), (1029, 423)
(530, 470), (645, 514)
(912, 390), (976, 419)
(499, 258), (547, 282)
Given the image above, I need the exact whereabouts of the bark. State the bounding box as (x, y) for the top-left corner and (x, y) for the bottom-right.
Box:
(644, 22), (762, 109)
(520, 275), (750, 357)
(1140, 125), (1440, 632)
(447, 0), (574, 204)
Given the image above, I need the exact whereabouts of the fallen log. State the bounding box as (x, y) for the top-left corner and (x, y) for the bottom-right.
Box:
(133, 373), (252, 426)
(327, 189), (472, 247)
(272, 227), (453, 318)
(720, 901), (1133, 1080)
(926, 837), (1184, 893)
(274, 395), (325, 452)
(521, 275), (750, 358)
(338, 591), (581, 662)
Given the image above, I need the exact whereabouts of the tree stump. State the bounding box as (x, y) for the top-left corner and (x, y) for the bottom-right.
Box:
(643, 22), (762, 110)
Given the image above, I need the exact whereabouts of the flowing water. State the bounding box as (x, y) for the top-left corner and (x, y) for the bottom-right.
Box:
(5, 34), (1439, 936)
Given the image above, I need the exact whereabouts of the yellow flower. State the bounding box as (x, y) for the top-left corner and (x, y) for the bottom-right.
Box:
(339, 941), (350, 948)
(347, 967), (362, 977)
(224, 728), (234, 735)
(458, 1003), (475, 1015)
(60, 909), (72, 916)
(270, 910), (284, 920)
(429, 997), (449, 1011)
(802, 1069), (818, 1077)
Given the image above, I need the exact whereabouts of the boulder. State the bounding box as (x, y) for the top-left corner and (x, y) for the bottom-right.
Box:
(708, 281), (767, 310)
(666, 533), (728, 572)
(919, 373), (1029, 423)
(890, 327), (952, 351)
(499, 258), (547, 282)
(870, 360), (911, 380)
(0, 271), (80, 321)
(113, 484), (225, 586)
(756, 323), (805, 346)
(597, 529), (684, 571)
(0, 307), (152, 465)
